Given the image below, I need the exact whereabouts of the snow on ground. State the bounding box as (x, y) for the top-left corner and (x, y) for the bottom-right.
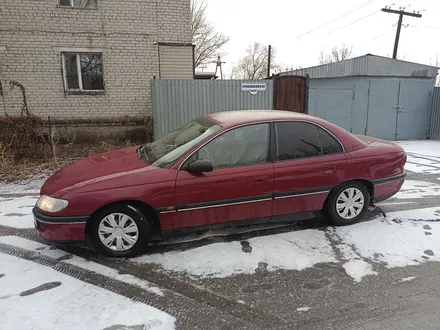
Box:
(0, 254), (175, 330)
(0, 177), (45, 195)
(394, 180), (440, 199)
(396, 141), (440, 158)
(396, 140), (440, 174)
(0, 196), (38, 228)
(134, 207), (440, 283)
(0, 236), (164, 296)
(136, 230), (336, 278)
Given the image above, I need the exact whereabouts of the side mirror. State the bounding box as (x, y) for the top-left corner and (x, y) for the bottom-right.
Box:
(186, 159), (213, 173)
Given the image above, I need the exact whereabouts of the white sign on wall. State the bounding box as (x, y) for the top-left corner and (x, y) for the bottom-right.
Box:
(241, 83), (267, 95)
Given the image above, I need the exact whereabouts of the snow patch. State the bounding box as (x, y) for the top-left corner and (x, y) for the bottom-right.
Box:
(396, 140), (440, 158)
(396, 141), (440, 174)
(0, 196), (38, 228)
(394, 180), (440, 199)
(134, 230), (336, 278)
(0, 177), (45, 195)
(296, 307), (311, 312)
(335, 207), (440, 268)
(342, 260), (377, 283)
(396, 276), (417, 283)
(0, 253), (175, 330)
(135, 206), (440, 282)
(0, 236), (164, 296)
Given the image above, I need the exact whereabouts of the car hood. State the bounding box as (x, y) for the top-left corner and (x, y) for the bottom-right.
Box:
(41, 146), (153, 197)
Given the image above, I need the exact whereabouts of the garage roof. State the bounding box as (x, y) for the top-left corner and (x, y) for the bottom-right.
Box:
(280, 54), (439, 79)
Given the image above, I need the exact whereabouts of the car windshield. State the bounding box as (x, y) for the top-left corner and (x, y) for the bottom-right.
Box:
(137, 117), (221, 169)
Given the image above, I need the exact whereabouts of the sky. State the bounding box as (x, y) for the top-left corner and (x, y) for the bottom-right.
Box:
(202, 0), (440, 75)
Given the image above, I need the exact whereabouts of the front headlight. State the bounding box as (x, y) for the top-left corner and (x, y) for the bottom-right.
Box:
(36, 195), (69, 213)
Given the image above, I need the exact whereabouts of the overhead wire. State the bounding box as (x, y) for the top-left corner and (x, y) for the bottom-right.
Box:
(296, 0), (377, 38)
(320, 10), (380, 37)
(352, 29), (394, 48)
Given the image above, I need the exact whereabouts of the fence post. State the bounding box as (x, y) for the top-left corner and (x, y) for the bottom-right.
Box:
(304, 74), (310, 114)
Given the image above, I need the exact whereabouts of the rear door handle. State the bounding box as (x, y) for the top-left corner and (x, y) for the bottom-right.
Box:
(254, 177), (267, 183)
(324, 168), (337, 174)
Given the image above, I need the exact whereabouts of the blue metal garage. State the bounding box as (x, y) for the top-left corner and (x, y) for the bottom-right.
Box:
(282, 54), (439, 141)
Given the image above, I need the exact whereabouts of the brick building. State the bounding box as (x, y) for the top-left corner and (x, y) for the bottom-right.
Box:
(0, 0), (194, 119)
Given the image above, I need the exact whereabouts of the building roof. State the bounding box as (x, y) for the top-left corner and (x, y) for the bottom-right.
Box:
(280, 54), (439, 79)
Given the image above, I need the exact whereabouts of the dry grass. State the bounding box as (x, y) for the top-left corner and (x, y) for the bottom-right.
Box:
(0, 114), (150, 183)
(0, 140), (137, 182)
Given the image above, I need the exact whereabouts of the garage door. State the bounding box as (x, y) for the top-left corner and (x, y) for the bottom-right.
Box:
(396, 79), (431, 140)
(366, 80), (400, 141)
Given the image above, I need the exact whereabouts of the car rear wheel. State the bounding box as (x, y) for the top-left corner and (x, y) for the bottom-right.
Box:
(90, 204), (151, 257)
(325, 182), (370, 226)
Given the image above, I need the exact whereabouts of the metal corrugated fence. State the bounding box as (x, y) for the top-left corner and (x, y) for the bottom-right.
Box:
(429, 87), (440, 140)
(151, 79), (274, 139)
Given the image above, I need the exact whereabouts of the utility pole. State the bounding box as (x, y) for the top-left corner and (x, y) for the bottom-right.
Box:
(212, 55), (226, 79)
(267, 45), (272, 78)
(381, 6), (422, 59)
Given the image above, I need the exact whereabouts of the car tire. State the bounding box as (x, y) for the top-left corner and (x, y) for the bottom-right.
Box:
(325, 182), (370, 226)
(90, 204), (152, 257)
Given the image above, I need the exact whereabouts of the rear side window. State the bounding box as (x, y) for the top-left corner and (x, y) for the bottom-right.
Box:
(275, 121), (344, 161)
(318, 127), (344, 154)
(275, 122), (321, 160)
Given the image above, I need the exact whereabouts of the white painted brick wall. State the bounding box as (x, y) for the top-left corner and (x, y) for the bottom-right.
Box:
(0, 0), (191, 118)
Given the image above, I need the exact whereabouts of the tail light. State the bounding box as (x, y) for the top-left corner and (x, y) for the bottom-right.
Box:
(400, 155), (407, 169)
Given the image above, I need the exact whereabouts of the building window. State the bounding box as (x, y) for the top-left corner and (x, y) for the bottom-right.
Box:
(62, 52), (104, 92)
(58, 0), (97, 9)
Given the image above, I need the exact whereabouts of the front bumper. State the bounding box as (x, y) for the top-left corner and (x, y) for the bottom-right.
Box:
(33, 207), (88, 243)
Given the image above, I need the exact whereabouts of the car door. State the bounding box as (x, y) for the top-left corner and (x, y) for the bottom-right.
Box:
(272, 121), (347, 219)
(174, 123), (274, 229)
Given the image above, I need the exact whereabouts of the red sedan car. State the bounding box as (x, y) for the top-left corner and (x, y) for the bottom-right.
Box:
(34, 110), (407, 257)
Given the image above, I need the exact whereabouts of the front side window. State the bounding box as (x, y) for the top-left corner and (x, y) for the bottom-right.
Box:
(275, 121), (344, 161)
(58, 0), (97, 9)
(63, 53), (104, 92)
(192, 123), (270, 169)
(138, 117), (222, 169)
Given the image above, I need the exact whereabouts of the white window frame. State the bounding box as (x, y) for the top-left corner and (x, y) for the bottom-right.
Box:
(61, 52), (104, 93)
(57, 0), (97, 9)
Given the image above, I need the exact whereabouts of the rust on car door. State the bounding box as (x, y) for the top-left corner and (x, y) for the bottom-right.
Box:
(273, 75), (308, 113)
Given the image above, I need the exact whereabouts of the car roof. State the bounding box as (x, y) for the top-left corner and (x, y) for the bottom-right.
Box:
(205, 110), (314, 127)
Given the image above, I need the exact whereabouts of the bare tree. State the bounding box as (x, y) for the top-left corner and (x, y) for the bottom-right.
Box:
(231, 42), (281, 79)
(319, 45), (353, 64)
(191, 0), (230, 69)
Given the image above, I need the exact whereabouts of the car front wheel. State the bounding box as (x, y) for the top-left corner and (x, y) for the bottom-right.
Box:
(325, 182), (370, 226)
(90, 204), (151, 257)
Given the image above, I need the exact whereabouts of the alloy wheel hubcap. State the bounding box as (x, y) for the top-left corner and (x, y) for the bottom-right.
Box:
(336, 188), (365, 220)
(98, 213), (139, 252)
